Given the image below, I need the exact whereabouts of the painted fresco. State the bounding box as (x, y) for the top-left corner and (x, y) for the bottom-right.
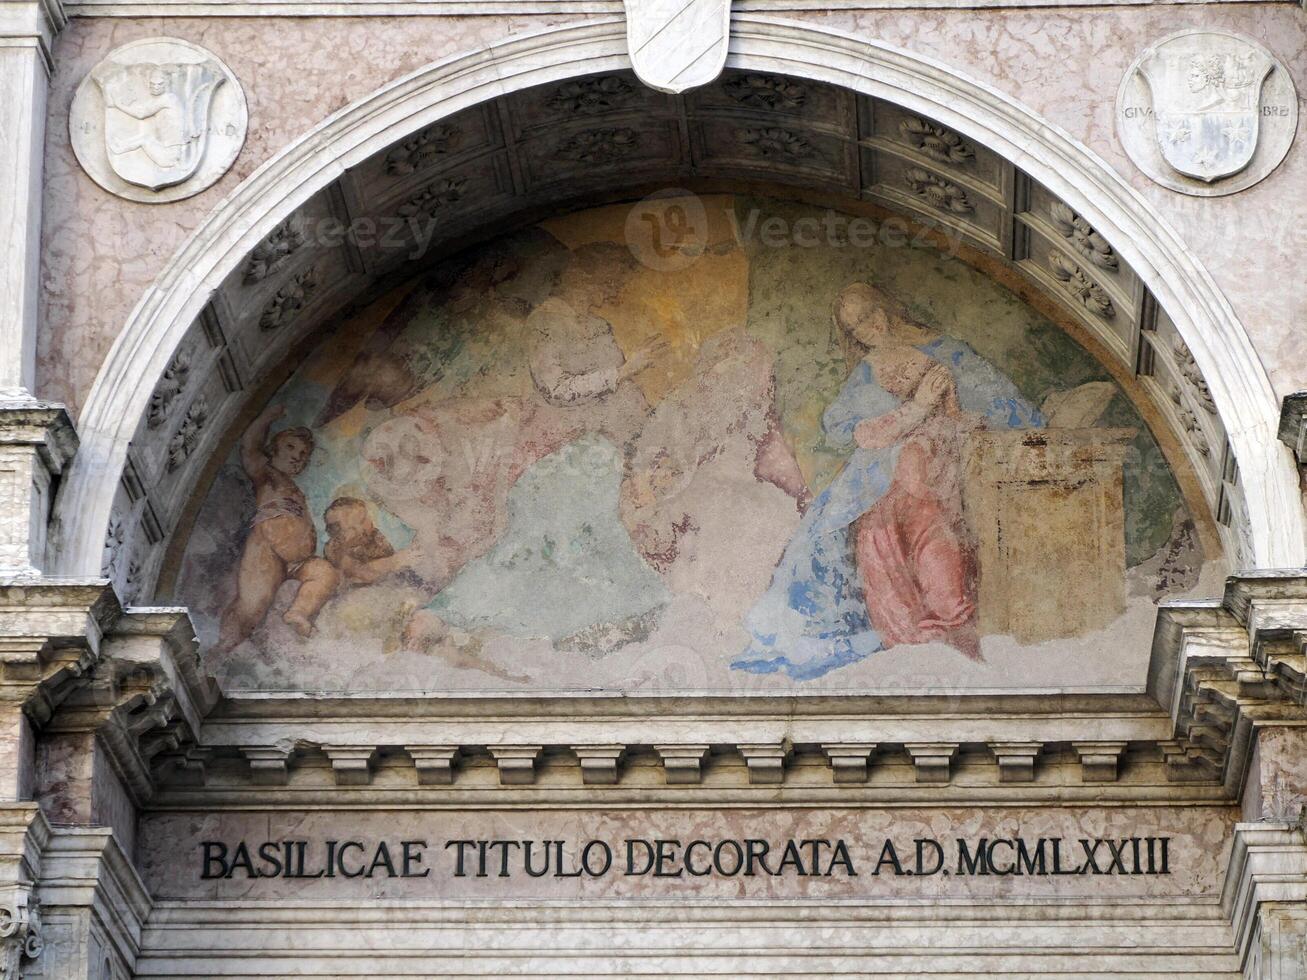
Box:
(175, 196), (1223, 692)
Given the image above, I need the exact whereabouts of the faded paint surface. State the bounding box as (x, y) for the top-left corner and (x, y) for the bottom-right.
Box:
(175, 197), (1219, 693)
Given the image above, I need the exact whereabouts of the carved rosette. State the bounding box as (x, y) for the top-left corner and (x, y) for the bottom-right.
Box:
(146, 347), (193, 429)
(723, 74), (806, 111)
(1050, 202), (1118, 271)
(1048, 250), (1115, 318)
(384, 123), (464, 176)
(1171, 384), (1211, 457)
(554, 128), (641, 164)
(904, 167), (973, 214)
(1172, 337), (1217, 414)
(166, 396), (209, 472)
(734, 127), (814, 160)
(395, 178), (468, 221)
(258, 268), (319, 332)
(243, 219), (306, 283)
(546, 77), (636, 115)
(899, 116), (973, 165)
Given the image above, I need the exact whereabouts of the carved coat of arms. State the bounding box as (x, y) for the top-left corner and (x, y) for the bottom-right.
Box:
(622, 0), (731, 94)
(71, 38), (247, 203)
(91, 59), (226, 191)
(1136, 33), (1273, 184)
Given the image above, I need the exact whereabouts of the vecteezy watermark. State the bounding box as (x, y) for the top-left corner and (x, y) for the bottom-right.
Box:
(623, 189), (711, 272)
(275, 214), (447, 263)
(623, 189), (967, 271)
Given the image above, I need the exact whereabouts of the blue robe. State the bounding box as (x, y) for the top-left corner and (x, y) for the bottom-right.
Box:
(732, 337), (1043, 680)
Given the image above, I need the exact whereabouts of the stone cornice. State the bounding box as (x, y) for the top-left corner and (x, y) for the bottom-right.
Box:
(58, 0), (1277, 15)
(0, 403), (77, 478)
(0, 0), (67, 69)
(0, 579), (120, 726)
(1149, 572), (1307, 795)
(46, 607), (219, 807)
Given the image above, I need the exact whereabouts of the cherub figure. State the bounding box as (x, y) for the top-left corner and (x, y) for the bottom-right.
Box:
(217, 404), (339, 650)
(323, 496), (397, 586)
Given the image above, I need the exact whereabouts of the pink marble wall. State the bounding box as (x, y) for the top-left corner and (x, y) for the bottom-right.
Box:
(139, 804), (1237, 902)
(39, 13), (569, 415)
(1242, 725), (1307, 823)
(37, 6), (1307, 416)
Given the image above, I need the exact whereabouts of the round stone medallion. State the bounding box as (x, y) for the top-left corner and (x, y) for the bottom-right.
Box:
(1116, 29), (1297, 197)
(70, 37), (248, 204)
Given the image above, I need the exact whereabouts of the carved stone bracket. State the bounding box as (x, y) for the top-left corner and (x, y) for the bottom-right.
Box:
(572, 745), (625, 786)
(0, 581), (118, 732)
(1150, 572), (1307, 794)
(1072, 741), (1127, 783)
(990, 741), (1042, 783)
(737, 743), (790, 785)
(323, 746), (376, 786)
(489, 746), (541, 786)
(39, 607), (218, 813)
(406, 745), (459, 785)
(904, 742), (958, 784)
(1278, 392), (1307, 467)
(654, 744), (709, 785)
(822, 743), (876, 784)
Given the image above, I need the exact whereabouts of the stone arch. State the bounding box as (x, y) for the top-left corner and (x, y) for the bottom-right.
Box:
(49, 14), (1305, 584)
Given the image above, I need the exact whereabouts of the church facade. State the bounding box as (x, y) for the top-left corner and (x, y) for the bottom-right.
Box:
(1, 1), (1306, 975)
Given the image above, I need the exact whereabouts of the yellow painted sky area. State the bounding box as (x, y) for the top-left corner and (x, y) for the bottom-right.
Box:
(543, 195), (748, 404)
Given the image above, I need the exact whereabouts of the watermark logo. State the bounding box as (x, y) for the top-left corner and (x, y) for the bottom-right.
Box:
(623, 189), (710, 272)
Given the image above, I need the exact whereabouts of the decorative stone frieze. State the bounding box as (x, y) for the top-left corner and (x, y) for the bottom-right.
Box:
(0, 404), (77, 577)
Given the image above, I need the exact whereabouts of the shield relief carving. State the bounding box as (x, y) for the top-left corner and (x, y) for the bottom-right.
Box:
(622, 0), (731, 94)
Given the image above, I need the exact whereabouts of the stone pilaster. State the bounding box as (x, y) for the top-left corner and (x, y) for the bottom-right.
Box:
(0, 0), (64, 399)
(0, 805), (51, 980)
(0, 404), (76, 578)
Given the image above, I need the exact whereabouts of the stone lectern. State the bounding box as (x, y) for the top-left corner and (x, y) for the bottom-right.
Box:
(964, 427), (1135, 644)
